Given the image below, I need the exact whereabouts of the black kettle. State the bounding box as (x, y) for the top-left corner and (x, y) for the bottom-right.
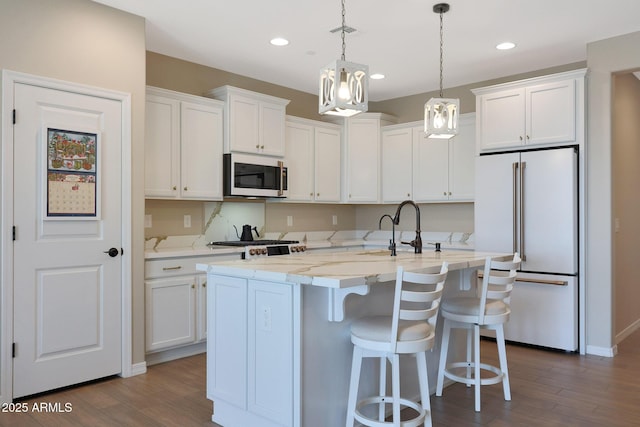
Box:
(234, 224), (260, 241)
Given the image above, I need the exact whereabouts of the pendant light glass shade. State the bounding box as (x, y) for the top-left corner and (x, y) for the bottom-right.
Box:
(424, 3), (458, 139)
(319, 59), (368, 117)
(424, 97), (459, 138)
(319, 0), (368, 117)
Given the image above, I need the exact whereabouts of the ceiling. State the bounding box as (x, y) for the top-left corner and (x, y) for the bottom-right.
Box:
(93, 0), (640, 102)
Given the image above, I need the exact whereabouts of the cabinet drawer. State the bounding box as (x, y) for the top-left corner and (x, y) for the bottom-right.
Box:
(145, 254), (239, 279)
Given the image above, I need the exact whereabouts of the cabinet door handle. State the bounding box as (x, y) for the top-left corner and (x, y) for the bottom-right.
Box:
(184, 186), (188, 191)
(202, 281), (206, 288)
(256, 144), (260, 149)
(162, 266), (182, 271)
(519, 136), (523, 141)
(191, 284), (195, 289)
(172, 186), (177, 190)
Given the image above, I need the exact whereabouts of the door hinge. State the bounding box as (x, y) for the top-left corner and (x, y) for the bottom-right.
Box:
(12, 343), (16, 358)
(12, 109), (16, 124)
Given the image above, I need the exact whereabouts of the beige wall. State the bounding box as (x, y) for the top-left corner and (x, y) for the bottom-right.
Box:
(612, 72), (640, 337)
(147, 52), (323, 121)
(371, 62), (586, 123)
(0, 0), (147, 365)
(587, 31), (640, 351)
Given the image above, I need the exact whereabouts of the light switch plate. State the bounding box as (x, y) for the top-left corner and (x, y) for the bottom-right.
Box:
(184, 214), (191, 228)
(144, 214), (152, 228)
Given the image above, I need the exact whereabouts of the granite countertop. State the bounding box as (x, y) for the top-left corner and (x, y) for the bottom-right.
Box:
(196, 249), (507, 289)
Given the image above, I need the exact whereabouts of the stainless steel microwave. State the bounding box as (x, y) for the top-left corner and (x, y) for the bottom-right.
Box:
(223, 153), (288, 198)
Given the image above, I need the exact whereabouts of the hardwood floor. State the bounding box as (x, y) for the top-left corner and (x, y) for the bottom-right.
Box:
(3, 329), (640, 426)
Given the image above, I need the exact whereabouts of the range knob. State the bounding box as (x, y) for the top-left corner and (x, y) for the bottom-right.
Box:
(261, 248), (268, 255)
(249, 248), (257, 256)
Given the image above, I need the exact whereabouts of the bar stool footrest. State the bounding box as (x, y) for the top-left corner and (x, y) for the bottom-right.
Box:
(443, 361), (504, 386)
(354, 395), (427, 427)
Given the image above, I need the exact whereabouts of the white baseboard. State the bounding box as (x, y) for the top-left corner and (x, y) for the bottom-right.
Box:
(586, 344), (618, 357)
(145, 342), (206, 366)
(130, 362), (147, 376)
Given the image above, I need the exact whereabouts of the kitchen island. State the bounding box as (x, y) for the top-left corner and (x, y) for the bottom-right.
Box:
(197, 249), (509, 427)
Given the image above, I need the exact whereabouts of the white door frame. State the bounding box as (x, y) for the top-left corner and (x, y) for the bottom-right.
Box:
(0, 70), (133, 403)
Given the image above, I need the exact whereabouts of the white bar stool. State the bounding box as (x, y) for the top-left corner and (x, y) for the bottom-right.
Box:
(345, 263), (448, 427)
(435, 254), (521, 412)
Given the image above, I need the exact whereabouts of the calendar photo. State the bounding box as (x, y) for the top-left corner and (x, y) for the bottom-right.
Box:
(46, 128), (99, 217)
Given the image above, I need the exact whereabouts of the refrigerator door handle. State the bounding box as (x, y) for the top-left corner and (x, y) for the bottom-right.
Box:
(520, 161), (526, 261)
(512, 162), (518, 255)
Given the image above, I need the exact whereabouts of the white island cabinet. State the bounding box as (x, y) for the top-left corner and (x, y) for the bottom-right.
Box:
(198, 249), (510, 427)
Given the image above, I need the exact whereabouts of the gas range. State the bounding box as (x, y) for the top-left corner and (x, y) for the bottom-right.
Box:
(207, 240), (307, 259)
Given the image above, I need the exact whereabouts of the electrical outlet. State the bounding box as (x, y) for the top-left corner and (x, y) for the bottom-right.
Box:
(184, 214), (191, 228)
(144, 214), (152, 228)
(332, 215), (338, 225)
(287, 215), (293, 227)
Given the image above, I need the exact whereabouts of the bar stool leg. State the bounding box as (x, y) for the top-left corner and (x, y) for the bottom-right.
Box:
(391, 354), (401, 425)
(346, 346), (363, 427)
(466, 327), (473, 387)
(436, 319), (451, 396)
(378, 355), (387, 422)
(416, 351), (432, 427)
(474, 324), (481, 412)
(496, 325), (511, 401)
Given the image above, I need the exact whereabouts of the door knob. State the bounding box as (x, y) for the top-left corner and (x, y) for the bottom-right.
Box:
(104, 247), (119, 257)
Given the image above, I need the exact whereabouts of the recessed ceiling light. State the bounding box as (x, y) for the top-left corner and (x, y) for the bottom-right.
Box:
(370, 73), (385, 80)
(270, 37), (289, 46)
(496, 42), (516, 50)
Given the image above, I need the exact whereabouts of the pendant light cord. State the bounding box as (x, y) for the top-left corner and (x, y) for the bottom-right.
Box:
(439, 8), (444, 98)
(341, 0), (347, 61)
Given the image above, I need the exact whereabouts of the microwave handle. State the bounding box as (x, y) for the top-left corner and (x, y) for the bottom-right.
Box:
(278, 160), (285, 197)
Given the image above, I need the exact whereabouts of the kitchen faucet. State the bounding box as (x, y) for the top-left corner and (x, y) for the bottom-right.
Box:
(378, 214), (397, 256)
(393, 200), (422, 254)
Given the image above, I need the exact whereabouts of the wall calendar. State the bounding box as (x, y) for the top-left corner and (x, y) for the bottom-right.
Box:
(46, 128), (98, 217)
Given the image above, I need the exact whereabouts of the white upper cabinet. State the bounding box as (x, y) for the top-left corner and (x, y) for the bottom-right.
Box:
(145, 87), (224, 200)
(206, 86), (290, 157)
(473, 69), (586, 153)
(285, 116), (341, 203)
(381, 127), (413, 202)
(341, 113), (397, 203)
(381, 113), (475, 203)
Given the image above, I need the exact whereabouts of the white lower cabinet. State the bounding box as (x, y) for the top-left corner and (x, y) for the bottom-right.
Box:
(145, 275), (200, 352)
(208, 275), (298, 427)
(144, 254), (236, 356)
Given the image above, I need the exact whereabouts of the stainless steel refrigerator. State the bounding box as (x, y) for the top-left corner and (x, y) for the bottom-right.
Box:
(474, 146), (578, 351)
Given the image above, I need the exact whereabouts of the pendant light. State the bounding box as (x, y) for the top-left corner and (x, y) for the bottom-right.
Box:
(319, 0), (369, 117)
(424, 3), (459, 139)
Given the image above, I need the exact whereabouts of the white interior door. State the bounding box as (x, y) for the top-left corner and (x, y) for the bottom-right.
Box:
(12, 82), (123, 398)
